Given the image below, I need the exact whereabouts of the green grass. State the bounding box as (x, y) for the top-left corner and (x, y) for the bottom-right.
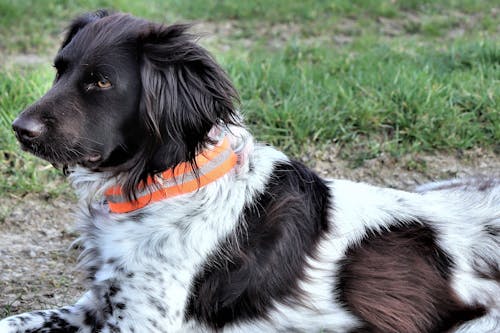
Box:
(0, 0), (499, 195)
(0, 0), (497, 53)
(0, 65), (65, 195)
(228, 40), (499, 157)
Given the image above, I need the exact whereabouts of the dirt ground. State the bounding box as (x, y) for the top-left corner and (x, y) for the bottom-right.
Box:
(1, 148), (499, 318)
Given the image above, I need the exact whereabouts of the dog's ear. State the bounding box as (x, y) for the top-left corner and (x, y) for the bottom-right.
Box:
(138, 23), (240, 172)
(60, 9), (110, 49)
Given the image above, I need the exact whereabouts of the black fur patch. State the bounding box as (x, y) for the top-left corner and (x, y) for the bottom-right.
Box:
(31, 312), (79, 333)
(185, 160), (331, 329)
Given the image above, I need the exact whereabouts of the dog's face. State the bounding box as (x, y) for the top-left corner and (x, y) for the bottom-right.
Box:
(13, 12), (143, 170)
(12, 11), (238, 192)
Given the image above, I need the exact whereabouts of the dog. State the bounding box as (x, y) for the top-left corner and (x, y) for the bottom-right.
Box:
(2, 10), (499, 333)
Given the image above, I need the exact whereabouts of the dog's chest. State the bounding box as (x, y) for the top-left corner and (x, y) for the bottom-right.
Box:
(75, 187), (248, 330)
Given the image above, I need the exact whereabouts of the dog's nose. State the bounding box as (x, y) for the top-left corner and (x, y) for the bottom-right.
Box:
(12, 116), (45, 141)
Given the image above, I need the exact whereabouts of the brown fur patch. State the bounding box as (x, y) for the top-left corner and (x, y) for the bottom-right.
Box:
(337, 223), (485, 333)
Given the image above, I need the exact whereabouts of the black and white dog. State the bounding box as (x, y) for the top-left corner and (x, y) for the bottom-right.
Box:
(2, 10), (499, 333)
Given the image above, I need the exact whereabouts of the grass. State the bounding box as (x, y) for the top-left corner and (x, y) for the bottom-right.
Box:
(0, 65), (65, 196)
(0, 0), (499, 195)
(227, 40), (499, 157)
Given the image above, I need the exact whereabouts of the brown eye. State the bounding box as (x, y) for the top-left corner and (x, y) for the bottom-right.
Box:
(96, 78), (111, 88)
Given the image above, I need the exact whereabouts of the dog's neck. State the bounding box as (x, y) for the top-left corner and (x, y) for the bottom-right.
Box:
(104, 135), (237, 213)
(68, 125), (254, 212)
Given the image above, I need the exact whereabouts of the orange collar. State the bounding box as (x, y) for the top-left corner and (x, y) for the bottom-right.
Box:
(105, 137), (237, 213)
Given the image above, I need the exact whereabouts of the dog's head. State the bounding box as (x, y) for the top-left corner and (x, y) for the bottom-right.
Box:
(12, 10), (239, 194)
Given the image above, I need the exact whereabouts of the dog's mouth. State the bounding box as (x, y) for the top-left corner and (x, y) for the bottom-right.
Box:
(76, 153), (103, 169)
(87, 153), (102, 163)
(12, 111), (109, 170)
(52, 155), (104, 175)
(18, 138), (104, 171)
(17, 131), (140, 176)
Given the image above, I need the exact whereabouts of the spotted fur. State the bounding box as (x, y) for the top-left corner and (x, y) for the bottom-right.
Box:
(3, 10), (499, 333)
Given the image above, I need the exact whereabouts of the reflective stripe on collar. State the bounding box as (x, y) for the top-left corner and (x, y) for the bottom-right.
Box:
(105, 137), (237, 213)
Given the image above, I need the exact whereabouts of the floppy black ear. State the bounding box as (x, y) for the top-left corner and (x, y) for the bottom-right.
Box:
(138, 23), (240, 173)
(60, 9), (110, 50)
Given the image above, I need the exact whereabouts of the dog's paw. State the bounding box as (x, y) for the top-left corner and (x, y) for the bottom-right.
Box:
(0, 310), (81, 333)
(0, 318), (13, 333)
(0, 314), (43, 333)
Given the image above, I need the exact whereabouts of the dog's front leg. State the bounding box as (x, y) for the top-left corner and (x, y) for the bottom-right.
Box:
(0, 291), (107, 333)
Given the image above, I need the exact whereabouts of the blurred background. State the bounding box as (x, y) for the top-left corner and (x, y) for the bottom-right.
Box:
(0, 0), (499, 315)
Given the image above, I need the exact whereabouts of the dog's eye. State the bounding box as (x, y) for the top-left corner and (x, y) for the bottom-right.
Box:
(53, 59), (68, 80)
(96, 78), (112, 89)
(54, 67), (65, 81)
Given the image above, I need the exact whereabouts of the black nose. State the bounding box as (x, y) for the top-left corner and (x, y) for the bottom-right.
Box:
(12, 116), (45, 141)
